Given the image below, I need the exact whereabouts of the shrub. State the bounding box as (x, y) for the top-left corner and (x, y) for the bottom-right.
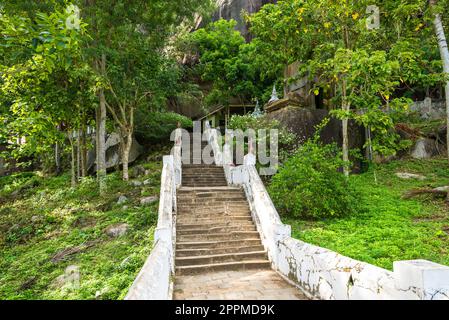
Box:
(228, 114), (297, 164)
(134, 111), (193, 145)
(268, 123), (360, 219)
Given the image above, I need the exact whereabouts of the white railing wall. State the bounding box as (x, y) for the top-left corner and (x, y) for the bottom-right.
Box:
(125, 153), (179, 299)
(214, 124), (449, 300)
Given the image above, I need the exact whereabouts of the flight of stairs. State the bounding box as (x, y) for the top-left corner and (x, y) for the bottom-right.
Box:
(175, 142), (271, 275)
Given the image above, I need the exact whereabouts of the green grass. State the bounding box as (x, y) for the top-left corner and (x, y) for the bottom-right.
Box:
(282, 158), (449, 270)
(0, 155), (163, 300)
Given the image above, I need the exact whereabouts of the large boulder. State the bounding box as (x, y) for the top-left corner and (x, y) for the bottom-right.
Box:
(410, 138), (441, 159)
(105, 223), (129, 238)
(265, 106), (364, 150)
(213, 0), (275, 40)
(87, 133), (144, 172)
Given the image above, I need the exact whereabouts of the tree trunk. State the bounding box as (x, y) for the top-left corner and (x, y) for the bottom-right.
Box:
(55, 142), (61, 175)
(97, 53), (107, 194)
(80, 124), (87, 178)
(121, 129), (133, 181)
(76, 129), (81, 181)
(342, 79), (350, 177)
(433, 13), (449, 160)
(431, 5), (449, 201)
(69, 132), (77, 188)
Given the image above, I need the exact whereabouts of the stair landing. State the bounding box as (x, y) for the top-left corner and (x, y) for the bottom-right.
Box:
(174, 269), (308, 300)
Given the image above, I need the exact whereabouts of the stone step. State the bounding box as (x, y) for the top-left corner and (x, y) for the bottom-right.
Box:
(175, 251), (268, 267)
(176, 245), (266, 257)
(177, 224), (256, 235)
(178, 202), (249, 207)
(178, 186), (240, 191)
(176, 239), (262, 250)
(182, 179), (227, 183)
(182, 169), (225, 172)
(177, 205), (251, 211)
(182, 183), (228, 187)
(177, 196), (246, 202)
(177, 231), (260, 242)
(182, 165), (222, 169)
(181, 176), (226, 179)
(177, 189), (244, 195)
(182, 174), (225, 177)
(178, 203), (250, 208)
(175, 260), (271, 276)
(181, 179), (227, 183)
(177, 221), (255, 230)
(177, 214), (252, 221)
(178, 193), (246, 198)
(181, 177), (227, 181)
(178, 198), (245, 203)
(176, 216), (253, 224)
(182, 172), (225, 175)
(182, 176), (225, 179)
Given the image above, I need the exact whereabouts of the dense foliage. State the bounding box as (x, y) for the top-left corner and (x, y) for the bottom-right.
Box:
(134, 111), (193, 145)
(228, 114), (296, 165)
(0, 152), (164, 299)
(285, 157), (449, 270)
(268, 122), (360, 219)
(246, 0), (448, 171)
(182, 19), (280, 107)
(0, 1), (214, 184)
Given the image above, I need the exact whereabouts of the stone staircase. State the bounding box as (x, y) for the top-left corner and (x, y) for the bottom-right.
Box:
(173, 140), (306, 300)
(176, 168), (271, 275)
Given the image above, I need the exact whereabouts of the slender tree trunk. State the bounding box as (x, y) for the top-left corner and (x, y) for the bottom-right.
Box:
(97, 53), (107, 193)
(69, 132), (77, 188)
(76, 129), (81, 181)
(433, 13), (449, 161)
(431, 1), (449, 201)
(55, 142), (61, 175)
(80, 123), (87, 177)
(342, 79), (350, 177)
(122, 131), (132, 181)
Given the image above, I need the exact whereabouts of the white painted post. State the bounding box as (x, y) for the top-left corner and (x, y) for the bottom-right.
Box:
(244, 154), (256, 166)
(394, 260), (449, 300)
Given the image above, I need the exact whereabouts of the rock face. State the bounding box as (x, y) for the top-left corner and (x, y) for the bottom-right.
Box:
(410, 138), (440, 159)
(129, 165), (146, 178)
(140, 196), (158, 206)
(130, 180), (143, 187)
(117, 196), (128, 205)
(105, 223), (129, 238)
(87, 133), (144, 173)
(409, 97), (446, 120)
(214, 0), (276, 40)
(266, 106), (364, 149)
(395, 172), (426, 180)
(51, 265), (80, 289)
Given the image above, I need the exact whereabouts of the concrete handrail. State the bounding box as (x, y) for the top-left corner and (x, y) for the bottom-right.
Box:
(125, 155), (177, 300)
(226, 158), (449, 300)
